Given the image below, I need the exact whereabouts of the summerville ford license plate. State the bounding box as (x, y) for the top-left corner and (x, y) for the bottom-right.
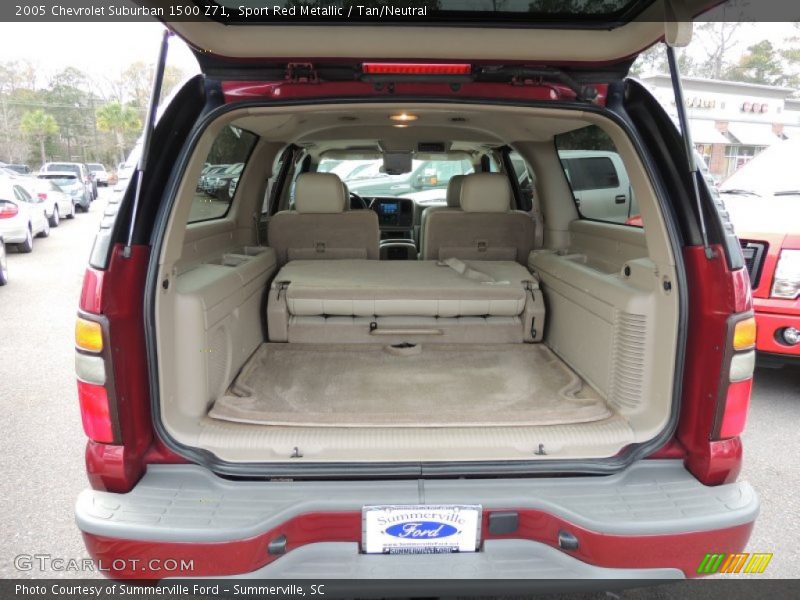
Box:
(362, 505), (482, 554)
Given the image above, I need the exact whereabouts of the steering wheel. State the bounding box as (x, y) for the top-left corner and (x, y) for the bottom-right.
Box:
(349, 191), (369, 210)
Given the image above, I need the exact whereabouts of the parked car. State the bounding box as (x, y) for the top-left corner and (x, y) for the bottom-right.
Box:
(0, 235), (7, 285)
(720, 137), (800, 368)
(74, 2), (759, 586)
(558, 150), (636, 223)
(348, 158), (474, 198)
(33, 177), (75, 226)
(0, 180), (49, 252)
(40, 162), (95, 202)
(37, 172), (90, 212)
(87, 163), (110, 187)
(4, 164), (31, 175)
(202, 163), (243, 199)
(197, 163), (231, 193)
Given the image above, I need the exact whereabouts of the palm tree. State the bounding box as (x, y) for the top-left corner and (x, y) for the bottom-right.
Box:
(20, 109), (59, 166)
(96, 102), (141, 165)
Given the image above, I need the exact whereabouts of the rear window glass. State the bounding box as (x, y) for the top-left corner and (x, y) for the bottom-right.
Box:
(189, 126), (257, 223)
(555, 125), (636, 225)
(314, 155), (475, 206)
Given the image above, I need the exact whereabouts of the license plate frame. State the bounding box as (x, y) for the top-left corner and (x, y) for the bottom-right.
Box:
(362, 504), (482, 555)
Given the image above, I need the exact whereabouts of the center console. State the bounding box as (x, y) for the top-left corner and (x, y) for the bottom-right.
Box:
(369, 197), (418, 259)
(371, 197), (414, 236)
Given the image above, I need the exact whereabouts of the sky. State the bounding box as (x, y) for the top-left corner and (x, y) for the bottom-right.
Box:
(0, 21), (796, 88)
(0, 22), (200, 84)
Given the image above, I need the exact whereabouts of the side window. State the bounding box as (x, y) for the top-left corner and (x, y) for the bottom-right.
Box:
(555, 125), (636, 226)
(14, 185), (32, 203)
(189, 126), (257, 224)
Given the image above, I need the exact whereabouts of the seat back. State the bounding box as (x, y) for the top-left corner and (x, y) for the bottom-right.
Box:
(420, 173), (535, 263)
(419, 175), (465, 258)
(268, 173), (379, 264)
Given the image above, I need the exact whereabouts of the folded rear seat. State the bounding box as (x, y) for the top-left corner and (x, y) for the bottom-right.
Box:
(267, 259), (545, 344)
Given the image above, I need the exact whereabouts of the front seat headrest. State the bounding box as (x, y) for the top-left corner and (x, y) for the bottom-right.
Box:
(445, 174), (466, 208)
(295, 173), (348, 213)
(460, 173), (512, 213)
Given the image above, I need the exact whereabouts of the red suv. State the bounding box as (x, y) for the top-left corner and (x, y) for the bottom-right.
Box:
(73, 1), (758, 586)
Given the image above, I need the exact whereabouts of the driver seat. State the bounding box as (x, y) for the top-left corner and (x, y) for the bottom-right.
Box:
(268, 173), (380, 265)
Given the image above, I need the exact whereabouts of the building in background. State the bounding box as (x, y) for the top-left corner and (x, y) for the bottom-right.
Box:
(640, 74), (799, 182)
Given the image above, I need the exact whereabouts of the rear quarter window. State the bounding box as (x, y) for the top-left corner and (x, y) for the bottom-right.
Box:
(189, 126), (258, 224)
(555, 125), (637, 226)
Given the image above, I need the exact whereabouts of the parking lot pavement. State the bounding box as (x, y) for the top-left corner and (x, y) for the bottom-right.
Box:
(0, 195), (797, 582)
(0, 192), (107, 580)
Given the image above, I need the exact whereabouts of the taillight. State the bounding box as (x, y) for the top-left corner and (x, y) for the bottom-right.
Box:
(37, 192), (47, 200)
(75, 310), (119, 444)
(712, 314), (756, 440)
(0, 201), (18, 219)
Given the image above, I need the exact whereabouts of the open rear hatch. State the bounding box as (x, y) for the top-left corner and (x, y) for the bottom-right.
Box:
(138, 0), (722, 475)
(148, 0), (719, 75)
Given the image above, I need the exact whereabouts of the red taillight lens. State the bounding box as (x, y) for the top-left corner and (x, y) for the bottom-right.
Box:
(718, 379), (752, 439)
(362, 62), (472, 75)
(37, 192), (47, 200)
(77, 380), (114, 443)
(0, 202), (18, 219)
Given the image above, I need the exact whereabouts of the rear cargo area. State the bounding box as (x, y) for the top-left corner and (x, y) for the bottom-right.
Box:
(210, 343), (610, 428)
(152, 103), (680, 466)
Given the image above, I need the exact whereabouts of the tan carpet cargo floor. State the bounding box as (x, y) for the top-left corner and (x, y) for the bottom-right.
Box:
(210, 343), (611, 428)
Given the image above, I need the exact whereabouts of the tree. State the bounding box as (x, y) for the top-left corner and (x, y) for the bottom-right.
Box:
(694, 22), (742, 80)
(47, 67), (91, 160)
(726, 40), (784, 85)
(629, 44), (695, 78)
(20, 109), (59, 165)
(96, 102), (141, 165)
(630, 44), (668, 77)
(779, 23), (800, 90)
(109, 62), (186, 111)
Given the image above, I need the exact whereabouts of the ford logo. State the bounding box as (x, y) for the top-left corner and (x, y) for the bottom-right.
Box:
(385, 521), (458, 539)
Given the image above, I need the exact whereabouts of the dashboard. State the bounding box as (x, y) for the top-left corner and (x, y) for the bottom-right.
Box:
(370, 197), (415, 230)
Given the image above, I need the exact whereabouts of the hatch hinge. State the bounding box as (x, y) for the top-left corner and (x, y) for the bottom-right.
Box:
(286, 63), (319, 84)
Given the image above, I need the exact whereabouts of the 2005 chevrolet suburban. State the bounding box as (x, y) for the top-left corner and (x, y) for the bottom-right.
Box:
(73, 0), (759, 586)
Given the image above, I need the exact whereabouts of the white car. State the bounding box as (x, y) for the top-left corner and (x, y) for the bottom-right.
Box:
(32, 177), (75, 226)
(0, 180), (50, 253)
(37, 172), (91, 212)
(0, 235), (7, 285)
(87, 163), (109, 187)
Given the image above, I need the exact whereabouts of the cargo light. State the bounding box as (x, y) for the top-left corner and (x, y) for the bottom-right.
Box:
(363, 63), (472, 76)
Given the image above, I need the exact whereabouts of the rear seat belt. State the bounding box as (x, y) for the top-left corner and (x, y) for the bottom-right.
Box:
(523, 272), (545, 343)
(437, 257), (510, 285)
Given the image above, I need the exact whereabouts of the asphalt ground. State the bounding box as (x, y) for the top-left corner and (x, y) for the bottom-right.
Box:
(0, 191), (797, 588)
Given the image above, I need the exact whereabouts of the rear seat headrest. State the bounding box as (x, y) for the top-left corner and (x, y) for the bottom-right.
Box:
(295, 173), (347, 213)
(445, 174), (466, 208)
(460, 173), (512, 213)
